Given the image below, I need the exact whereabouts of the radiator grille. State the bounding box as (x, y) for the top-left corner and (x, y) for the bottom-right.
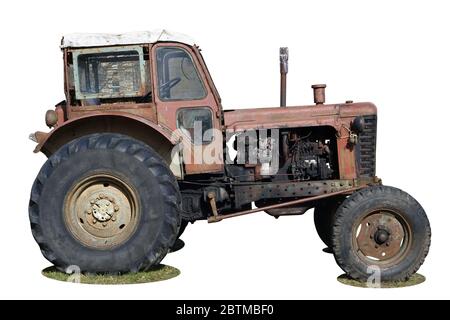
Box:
(357, 115), (377, 177)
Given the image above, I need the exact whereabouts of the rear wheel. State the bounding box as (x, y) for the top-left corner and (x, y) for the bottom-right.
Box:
(64, 173), (140, 250)
(29, 133), (181, 273)
(332, 186), (431, 281)
(169, 219), (189, 253)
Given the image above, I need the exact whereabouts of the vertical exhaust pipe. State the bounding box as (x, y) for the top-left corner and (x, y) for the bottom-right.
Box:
(280, 47), (288, 107)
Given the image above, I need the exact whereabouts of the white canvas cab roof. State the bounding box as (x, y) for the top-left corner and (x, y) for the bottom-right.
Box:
(61, 29), (196, 48)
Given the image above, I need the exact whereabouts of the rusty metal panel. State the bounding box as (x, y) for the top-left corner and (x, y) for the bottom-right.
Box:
(336, 136), (357, 180)
(33, 111), (178, 154)
(69, 103), (158, 122)
(152, 42), (224, 175)
(224, 102), (377, 132)
(233, 179), (357, 207)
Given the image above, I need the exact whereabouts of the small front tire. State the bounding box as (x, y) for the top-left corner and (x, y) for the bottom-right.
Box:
(314, 198), (344, 248)
(332, 185), (431, 281)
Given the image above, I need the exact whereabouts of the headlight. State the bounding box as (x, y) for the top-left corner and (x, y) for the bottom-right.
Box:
(45, 110), (58, 128)
(351, 116), (365, 134)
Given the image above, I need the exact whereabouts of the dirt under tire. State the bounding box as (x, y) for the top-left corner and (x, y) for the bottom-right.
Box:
(332, 185), (431, 281)
(29, 133), (181, 274)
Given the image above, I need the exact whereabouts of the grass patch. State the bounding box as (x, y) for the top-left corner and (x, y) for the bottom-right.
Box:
(337, 273), (425, 288)
(42, 264), (180, 285)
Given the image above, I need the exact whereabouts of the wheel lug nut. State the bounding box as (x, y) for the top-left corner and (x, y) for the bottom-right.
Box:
(375, 245), (379, 249)
(114, 205), (119, 212)
(102, 223), (107, 227)
(99, 194), (105, 199)
(106, 202), (110, 206)
(386, 242), (390, 247)
(90, 200), (95, 204)
(92, 219), (97, 224)
(112, 217), (116, 222)
(86, 209), (92, 215)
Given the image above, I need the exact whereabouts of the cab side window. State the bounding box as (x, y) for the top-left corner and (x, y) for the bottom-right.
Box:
(177, 108), (213, 144)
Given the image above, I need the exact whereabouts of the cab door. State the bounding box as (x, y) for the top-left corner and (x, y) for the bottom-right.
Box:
(151, 42), (223, 175)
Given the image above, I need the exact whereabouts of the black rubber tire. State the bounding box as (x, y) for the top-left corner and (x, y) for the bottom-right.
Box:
(169, 220), (189, 253)
(29, 133), (181, 273)
(314, 198), (344, 248)
(332, 185), (431, 281)
(177, 219), (189, 239)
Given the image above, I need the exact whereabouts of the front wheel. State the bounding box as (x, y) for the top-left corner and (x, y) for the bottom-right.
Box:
(314, 197), (344, 248)
(177, 219), (189, 239)
(29, 133), (181, 273)
(332, 186), (431, 281)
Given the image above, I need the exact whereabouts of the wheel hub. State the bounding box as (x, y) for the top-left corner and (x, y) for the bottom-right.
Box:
(374, 227), (390, 245)
(355, 211), (407, 262)
(64, 174), (139, 250)
(89, 194), (119, 222)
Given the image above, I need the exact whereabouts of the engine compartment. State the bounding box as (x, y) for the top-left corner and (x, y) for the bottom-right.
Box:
(286, 130), (335, 181)
(225, 126), (339, 183)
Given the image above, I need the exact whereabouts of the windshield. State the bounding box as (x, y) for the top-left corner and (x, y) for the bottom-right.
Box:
(72, 46), (150, 101)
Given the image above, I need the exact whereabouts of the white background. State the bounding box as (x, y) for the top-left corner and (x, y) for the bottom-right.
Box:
(0, 0), (449, 299)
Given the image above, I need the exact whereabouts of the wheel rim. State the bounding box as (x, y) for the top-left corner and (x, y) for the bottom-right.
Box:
(64, 174), (140, 250)
(353, 209), (411, 266)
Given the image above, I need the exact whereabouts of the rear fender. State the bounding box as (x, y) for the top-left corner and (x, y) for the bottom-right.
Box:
(33, 113), (184, 178)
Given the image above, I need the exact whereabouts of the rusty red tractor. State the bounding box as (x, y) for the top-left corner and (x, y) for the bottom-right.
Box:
(29, 30), (430, 281)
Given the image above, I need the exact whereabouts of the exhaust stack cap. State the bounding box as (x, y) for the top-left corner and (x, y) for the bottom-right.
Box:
(312, 84), (326, 105)
(280, 47), (289, 73)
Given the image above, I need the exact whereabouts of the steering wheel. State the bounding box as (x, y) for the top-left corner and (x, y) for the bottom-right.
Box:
(160, 77), (181, 98)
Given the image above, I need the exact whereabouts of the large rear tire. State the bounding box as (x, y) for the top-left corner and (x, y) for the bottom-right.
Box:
(332, 186), (431, 281)
(29, 133), (181, 273)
